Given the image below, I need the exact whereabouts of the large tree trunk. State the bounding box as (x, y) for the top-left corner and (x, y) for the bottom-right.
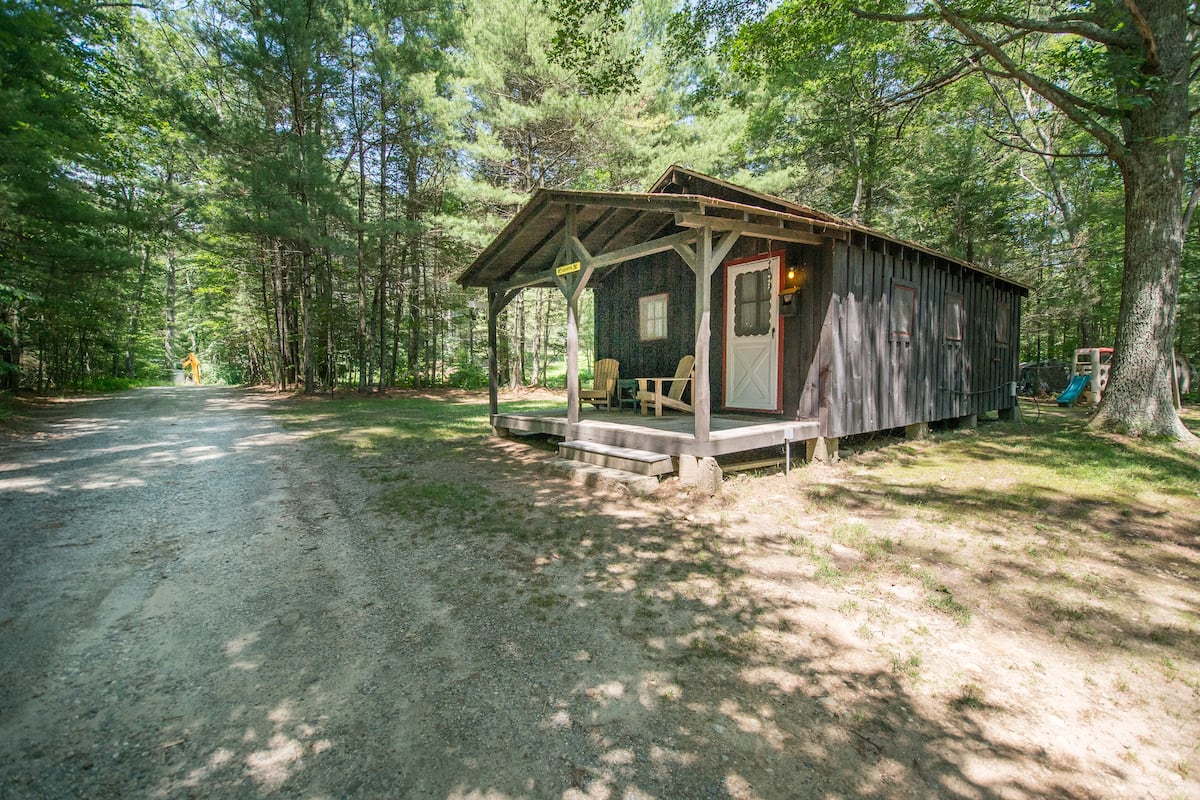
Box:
(1090, 3), (1195, 441)
(301, 250), (314, 394)
(1092, 147), (1192, 438)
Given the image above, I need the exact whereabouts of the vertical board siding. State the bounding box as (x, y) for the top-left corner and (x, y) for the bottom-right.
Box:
(593, 231), (1023, 443)
(594, 251), (696, 388)
(817, 242), (1025, 439)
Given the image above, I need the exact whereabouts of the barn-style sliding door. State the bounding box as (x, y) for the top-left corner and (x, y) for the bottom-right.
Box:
(724, 253), (782, 412)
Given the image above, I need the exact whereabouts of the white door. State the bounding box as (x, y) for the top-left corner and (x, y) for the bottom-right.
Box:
(724, 256), (781, 411)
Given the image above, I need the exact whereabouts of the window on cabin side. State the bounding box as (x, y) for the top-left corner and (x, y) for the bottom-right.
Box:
(995, 299), (1009, 344)
(890, 282), (916, 341)
(945, 293), (964, 342)
(639, 293), (668, 341)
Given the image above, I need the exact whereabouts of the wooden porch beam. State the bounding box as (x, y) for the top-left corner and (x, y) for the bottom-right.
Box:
(498, 230), (699, 293)
(675, 213), (828, 246)
(561, 205), (582, 431)
(673, 241), (696, 270)
(693, 226), (714, 444)
(497, 269), (557, 293)
(578, 229), (698, 271)
(711, 230), (741, 266)
(486, 287), (519, 417)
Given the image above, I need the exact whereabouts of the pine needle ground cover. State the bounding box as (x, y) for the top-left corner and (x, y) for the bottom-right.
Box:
(276, 392), (1200, 799)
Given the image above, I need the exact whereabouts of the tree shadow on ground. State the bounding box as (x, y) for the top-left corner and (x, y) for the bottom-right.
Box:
(227, 419), (1121, 800)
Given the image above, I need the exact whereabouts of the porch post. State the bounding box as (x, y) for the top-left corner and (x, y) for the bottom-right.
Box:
(487, 288), (500, 417)
(694, 226), (714, 444)
(565, 295), (580, 429)
(487, 288), (519, 418)
(558, 203), (593, 436)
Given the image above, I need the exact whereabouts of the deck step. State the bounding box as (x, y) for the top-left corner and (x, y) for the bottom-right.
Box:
(558, 440), (675, 476)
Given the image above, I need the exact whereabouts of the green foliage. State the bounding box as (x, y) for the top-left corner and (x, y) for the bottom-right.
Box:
(2, 0), (1195, 426)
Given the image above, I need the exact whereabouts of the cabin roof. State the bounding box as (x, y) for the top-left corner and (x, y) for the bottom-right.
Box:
(457, 165), (1029, 295)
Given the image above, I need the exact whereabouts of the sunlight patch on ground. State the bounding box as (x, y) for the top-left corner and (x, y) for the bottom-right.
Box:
(232, 431), (301, 449)
(78, 472), (147, 490)
(222, 631), (260, 658)
(446, 787), (515, 800)
(244, 733), (305, 790)
(0, 475), (52, 493)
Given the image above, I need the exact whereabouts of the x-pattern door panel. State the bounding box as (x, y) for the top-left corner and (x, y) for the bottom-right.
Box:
(724, 256), (780, 411)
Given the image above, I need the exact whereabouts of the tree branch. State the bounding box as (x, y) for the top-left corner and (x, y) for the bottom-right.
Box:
(1183, 179), (1200, 234)
(1122, 1), (1162, 73)
(928, 1), (1128, 160)
(854, 7), (1135, 47)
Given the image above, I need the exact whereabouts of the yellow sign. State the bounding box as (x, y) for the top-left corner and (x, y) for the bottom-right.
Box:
(555, 261), (581, 277)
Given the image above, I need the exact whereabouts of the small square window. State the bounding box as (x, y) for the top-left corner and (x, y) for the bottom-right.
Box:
(891, 282), (916, 341)
(639, 293), (668, 341)
(945, 293), (964, 342)
(995, 299), (1010, 344)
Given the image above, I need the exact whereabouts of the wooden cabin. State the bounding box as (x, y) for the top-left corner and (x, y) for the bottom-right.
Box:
(458, 166), (1028, 475)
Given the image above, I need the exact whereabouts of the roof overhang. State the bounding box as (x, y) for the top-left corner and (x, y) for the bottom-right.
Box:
(458, 168), (1031, 297)
(457, 189), (849, 291)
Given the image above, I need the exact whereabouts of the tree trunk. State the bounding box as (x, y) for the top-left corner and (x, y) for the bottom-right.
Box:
(509, 295), (524, 389)
(1091, 5), (1194, 441)
(164, 249), (177, 370)
(1092, 148), (1192, 438)
(271, 241), (291, 390)
(4, 304), (19, 391)
(377, 98), (389, 393)
(301, 250), (314, 394)
(356, 140), (369, 392)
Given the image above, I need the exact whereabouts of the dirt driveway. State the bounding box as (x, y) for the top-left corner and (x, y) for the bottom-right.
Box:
(1, 387), (1197, 799)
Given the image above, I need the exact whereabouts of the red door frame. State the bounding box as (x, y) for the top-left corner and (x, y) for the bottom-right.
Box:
(721, 249), (785, 413)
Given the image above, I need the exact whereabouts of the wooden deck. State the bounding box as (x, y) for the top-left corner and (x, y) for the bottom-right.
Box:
(492, 408), (820, 458)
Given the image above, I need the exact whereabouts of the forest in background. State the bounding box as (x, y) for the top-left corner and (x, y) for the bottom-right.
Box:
(2, 0), (1198, 400)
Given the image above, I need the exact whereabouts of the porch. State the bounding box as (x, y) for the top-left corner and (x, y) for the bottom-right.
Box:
(492, 407), (820, 459)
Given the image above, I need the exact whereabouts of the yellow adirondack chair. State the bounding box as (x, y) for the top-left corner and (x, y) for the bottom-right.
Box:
(636, 354), (695, 417)
(580, 358), (619, 411)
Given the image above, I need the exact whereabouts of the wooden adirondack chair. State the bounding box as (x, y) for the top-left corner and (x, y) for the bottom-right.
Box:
(580, 358), (619, 411)
(636, 354), (695, 417)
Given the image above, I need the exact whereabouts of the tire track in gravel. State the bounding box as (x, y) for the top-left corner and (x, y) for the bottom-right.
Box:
(2, 387), (742, 799)
(0, 387), (442, 798)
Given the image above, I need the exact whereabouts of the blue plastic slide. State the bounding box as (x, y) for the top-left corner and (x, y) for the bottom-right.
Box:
(1056, 373), (1090, 406)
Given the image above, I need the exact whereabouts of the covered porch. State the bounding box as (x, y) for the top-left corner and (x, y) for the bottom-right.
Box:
(458, 166), (846, 469)
(492, 407), (821, 459)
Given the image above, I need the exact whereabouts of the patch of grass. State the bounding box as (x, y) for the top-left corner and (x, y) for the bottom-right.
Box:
(814, 555), (844, 586)
(275, 393), (559, 456)
(907, 566), (971, 625)
(787, 534), (816, 559)
(0, 393), (20, 423)
(950, 682), (987, 711)
(830, 522), (897, 563)
(891, 653), (922, 680)
(381, 479), (494, 518)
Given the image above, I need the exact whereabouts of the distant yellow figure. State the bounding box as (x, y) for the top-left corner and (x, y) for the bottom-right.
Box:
(181, 352), (201, 385)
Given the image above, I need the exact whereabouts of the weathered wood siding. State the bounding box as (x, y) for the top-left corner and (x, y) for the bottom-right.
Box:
(818, 236), (1022, 439)
(593, 251), (697, 388)
(594, 231), (1022, 441)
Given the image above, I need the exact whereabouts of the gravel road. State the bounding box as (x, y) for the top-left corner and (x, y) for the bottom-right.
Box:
(2, 387), (788, 800)
(0, 387), (598, 799)
(11, 387), (1184, 799)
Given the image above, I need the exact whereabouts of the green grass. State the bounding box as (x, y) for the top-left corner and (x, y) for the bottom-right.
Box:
(274, 393), (559, 455)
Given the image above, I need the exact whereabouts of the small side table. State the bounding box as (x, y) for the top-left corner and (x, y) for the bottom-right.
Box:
(616, 379), (639, 412)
